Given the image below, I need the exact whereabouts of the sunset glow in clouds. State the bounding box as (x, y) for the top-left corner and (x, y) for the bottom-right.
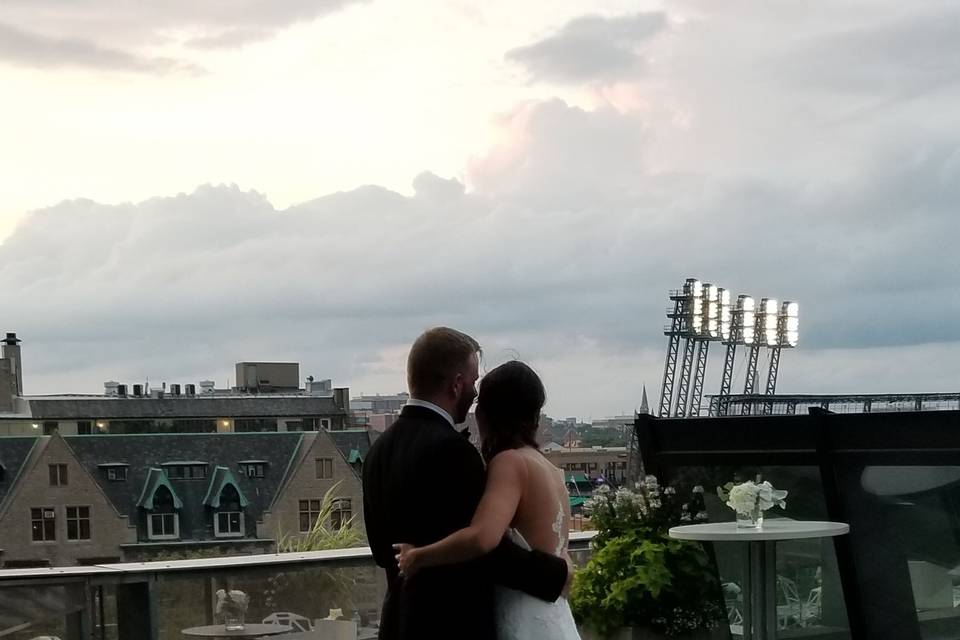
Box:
(1, 0), (958, 417)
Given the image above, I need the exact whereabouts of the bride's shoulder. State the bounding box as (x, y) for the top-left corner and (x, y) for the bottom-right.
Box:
(488, 448), (531, 477)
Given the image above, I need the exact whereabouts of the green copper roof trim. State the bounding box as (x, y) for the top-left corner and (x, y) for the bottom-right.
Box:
(202, 466), (250, 509)
(137, 468), (184, 510)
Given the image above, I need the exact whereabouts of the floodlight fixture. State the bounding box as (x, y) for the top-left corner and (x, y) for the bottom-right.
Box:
(719, 288), (732, 341)
(689, 280), (704, 334)
(760, 298), (779, 346)
(697, 283), (719, 338)
(780, 301), (799, 347)
(738, 295), (756, 345)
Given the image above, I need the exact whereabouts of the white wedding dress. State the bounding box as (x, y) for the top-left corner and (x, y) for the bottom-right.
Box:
(494, 511), (582, 640)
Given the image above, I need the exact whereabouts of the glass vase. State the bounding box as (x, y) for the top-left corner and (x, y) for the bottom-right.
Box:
(737, 504), (763, 529)
(223, 612), (245, 631)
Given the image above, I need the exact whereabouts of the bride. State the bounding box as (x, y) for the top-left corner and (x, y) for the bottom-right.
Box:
(394, 360), (581, 640)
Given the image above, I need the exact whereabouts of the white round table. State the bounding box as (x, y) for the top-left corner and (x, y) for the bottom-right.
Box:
(670, 520), (848, 640)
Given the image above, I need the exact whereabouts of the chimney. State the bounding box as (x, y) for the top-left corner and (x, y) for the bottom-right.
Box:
(117, 384), (128, 397)
(132, 384), (143, 397)
(2, 333), (23, 397)
(0, 358), (13, 412)
(170, 383), (181, 396)
(104, 381), (120, 397)
(333, 387), (350, 413)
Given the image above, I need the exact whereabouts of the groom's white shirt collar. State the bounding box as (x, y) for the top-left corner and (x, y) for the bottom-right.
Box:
(406, 398), (455, 427)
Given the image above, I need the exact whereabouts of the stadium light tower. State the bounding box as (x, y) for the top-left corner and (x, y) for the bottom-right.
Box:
(687, 284), (726, 417)
(741, 297), (776, 414)
(715, 294), (754, 416)
(658, 278), (701, 417)
(673, 280), (703, 417)
(761, 301), (800, 414)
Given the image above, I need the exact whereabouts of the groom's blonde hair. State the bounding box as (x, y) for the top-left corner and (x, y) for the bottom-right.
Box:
(407, 327), (481, 398)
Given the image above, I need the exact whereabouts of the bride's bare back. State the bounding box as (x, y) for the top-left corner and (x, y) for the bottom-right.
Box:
(505, 446), (570, 557)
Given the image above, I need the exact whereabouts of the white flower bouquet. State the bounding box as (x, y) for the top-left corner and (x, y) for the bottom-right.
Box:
(719, 480), (787, 527)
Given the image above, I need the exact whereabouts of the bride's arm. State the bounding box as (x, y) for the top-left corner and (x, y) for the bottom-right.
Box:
(395, 450), (526, 575)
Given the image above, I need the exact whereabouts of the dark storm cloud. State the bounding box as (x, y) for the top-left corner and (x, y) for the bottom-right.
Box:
(0, 22), (197, 73)
(0, 0), (365, 71)
(506, 13), (667, 83)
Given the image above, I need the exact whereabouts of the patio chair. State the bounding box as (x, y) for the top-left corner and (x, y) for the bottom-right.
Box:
(776, 575), (803, 630)
(800, 585), (822, 626)
(262, 611), (312, 632)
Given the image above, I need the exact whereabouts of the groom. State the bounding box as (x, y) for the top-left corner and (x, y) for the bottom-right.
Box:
(363, 327), (570, 640)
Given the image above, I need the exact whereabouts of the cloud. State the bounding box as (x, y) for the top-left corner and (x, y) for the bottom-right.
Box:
(506, 12), (667, 84)
(0, 22), (198, 74)
(4, 99), (959, 416)
(4, 0), (959, 417)
(778, 6), (960, 99)
(0, 0), (365, 71)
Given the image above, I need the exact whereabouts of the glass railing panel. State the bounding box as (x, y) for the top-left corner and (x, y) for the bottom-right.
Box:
(662, 464), (852, 639)
(845, 465), (960, 640)
(0, 582), (86, 640)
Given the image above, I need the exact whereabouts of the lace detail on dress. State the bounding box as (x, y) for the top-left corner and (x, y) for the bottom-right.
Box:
(552, 501), (565, 557)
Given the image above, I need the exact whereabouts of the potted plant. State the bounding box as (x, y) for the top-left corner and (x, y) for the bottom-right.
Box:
(570, 476), (728, 640)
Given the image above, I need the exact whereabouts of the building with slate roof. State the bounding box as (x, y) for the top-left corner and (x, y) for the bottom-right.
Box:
(1, 393), (353, 437)
(0, 333), (354, 437)
(0, 430), (364, 567)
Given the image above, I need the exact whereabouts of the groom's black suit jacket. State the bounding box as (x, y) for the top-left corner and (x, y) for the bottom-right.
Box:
(363, 404), (568, 640)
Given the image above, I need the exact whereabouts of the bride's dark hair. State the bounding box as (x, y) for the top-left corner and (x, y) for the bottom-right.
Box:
(477, 360), (546, 463)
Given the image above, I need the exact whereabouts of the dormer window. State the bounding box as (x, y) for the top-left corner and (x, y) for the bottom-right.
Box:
(98, 463), (129, 481)
(239, 460), (267, 478)
(137, 468), (184, 541)
(203, 466), (250, 538)
(213, 485), (244, 538)
(163, 462), (207, 480)
(147, 486), (180, 540)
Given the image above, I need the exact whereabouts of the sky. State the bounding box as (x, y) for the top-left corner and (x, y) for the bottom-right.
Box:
(1, 0), (958, 419)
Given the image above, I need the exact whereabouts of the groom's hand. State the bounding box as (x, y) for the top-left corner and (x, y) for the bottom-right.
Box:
(393, 543), (419, 578)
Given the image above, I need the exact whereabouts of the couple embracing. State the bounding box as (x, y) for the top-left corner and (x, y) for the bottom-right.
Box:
(363, 327), (581, 640)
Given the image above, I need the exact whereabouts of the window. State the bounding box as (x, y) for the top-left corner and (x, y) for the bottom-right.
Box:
(42, 421), (59, 435)
(77, 421), (92, 435)
(299, 499), (322, 532)
(49, 464), (68, 486)
(331, 498), (352, 530)
(147, 486), (179, 540)
(315, 458), (333, 479)
(214, 485), (244, 538)
(66, 506), (91, 540)
(164, 464), (206, 479)
(241, 463), (265, 478)
(30, 507), (56, 541)
(148, 513), (179, 540)
(215, 512), (244, 537)
(106, 467), (127, 481)
(320, 418), (331, 430)
(234, 418), (278, 433)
